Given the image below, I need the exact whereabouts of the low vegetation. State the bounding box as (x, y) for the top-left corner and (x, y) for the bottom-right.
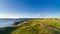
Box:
(0, 18), (60, 34)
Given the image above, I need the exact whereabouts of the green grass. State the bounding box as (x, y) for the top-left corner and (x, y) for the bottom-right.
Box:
(0, 18), (60, 34)
(0, 27), (18, 34)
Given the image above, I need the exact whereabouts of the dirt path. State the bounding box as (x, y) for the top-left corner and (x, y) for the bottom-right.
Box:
(41, 22), (60, 34)
(38, 22), (54, 34)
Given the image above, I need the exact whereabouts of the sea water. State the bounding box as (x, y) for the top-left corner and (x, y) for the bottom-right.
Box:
(0, 19), (20, 27)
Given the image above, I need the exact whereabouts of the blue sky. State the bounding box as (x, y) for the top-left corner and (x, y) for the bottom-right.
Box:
(0, 0), (60, 18)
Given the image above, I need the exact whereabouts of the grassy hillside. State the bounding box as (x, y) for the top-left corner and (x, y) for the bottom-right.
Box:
(0, 27), (18, 34)
(0, 18), (60, 34)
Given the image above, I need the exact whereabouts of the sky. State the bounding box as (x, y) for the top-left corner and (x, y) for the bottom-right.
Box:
(0, 0), (60, 18)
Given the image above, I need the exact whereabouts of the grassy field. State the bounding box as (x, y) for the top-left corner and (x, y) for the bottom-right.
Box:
(0, 18), (60, 34)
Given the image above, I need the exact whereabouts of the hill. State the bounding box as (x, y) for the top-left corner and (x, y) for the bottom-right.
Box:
(0, 18), (60, 34)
